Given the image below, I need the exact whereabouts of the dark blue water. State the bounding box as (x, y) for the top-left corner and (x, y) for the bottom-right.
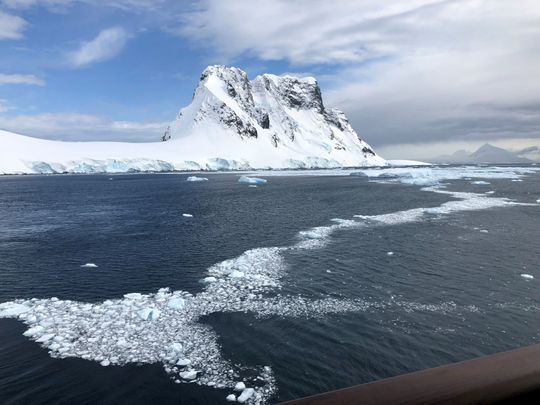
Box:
(1, 170), (539, 404)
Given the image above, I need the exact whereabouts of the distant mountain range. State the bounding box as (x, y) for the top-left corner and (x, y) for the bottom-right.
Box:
(433, 143), (538, 164)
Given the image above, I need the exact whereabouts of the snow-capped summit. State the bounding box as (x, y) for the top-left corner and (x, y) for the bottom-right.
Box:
(0, 65), (386, 174)
(170, 65), (383, 168)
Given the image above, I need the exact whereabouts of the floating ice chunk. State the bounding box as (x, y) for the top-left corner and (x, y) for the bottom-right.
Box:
(511, 179), (523, 182)
(485, 191), (495, 194)
(167, 298), (185, 310)
(179, 370), (198, 380)
(202, 276), (217, 283)
(124, 293), (142, 300)
(0, 303), (30, 317)
(137, 308), (161, 321)
(226, 394), (237, 402)
(479, 229), (489, 233)
(349, 171), (368, 178)
(238, 176), (267, 185)
(521, 274), (534, 280)
(237, 388), (255, 403)
(81, 263), (98, 268)
(249, 185), (257, 188)
(234, 382), (246, 391)
(229, 271), (245, 278)
(23, 325), (44, 337)
(537, 198), (540, 203)
(471, 181), (490, 185)
(186, 176), (208, 182)
(387, 251), (394, 256)
(171, 343), (183, 352)
(36, 333), (55, 343)
(177, 358), (191, 367)
(182, 213), (193, 218)
(100, 360), (110, 366)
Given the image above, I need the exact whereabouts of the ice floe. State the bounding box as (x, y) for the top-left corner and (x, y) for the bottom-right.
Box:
(81, 263), (98, 268)
(182, 213), (193, 218)
(521, 274), (534, 280)
(238, 176), (267, 185)
(187, 176), (209, 182)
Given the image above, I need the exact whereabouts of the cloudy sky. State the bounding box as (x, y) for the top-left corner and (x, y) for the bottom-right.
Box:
(0, 0), (539, 159)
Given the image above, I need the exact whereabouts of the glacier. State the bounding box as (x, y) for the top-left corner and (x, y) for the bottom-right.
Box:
(0, 65), (386, 175)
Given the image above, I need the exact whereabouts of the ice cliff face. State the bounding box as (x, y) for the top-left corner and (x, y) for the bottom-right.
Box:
(0, 66), (386, 174)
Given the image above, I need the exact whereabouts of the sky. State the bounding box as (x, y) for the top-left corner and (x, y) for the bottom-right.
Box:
(0, 0), (539, 160)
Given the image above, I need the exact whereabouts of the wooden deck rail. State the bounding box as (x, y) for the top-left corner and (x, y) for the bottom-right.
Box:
(281, 344), (540, 404)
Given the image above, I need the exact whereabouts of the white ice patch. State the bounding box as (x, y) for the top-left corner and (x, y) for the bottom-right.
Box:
(1, 167), (538, 404)
(238, 176), (267, 185)
(471, 181), (490, 185)
(182, 213), (193, 218)
(187, 176), (209, 182)
(521, 274), (534, 280)
(81, 263), (98, 268)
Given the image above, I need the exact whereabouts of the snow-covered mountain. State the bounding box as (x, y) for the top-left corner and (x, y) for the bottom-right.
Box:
(433, 143), (534, 164)
(0, 65), (386, 174)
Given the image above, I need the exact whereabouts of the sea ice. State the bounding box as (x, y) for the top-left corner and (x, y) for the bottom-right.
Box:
(237, 388), (255, 403)
(81, 263), (98, 268)
(471, 181), (490, 185)
(234, 382), (246, 391)
(182, 213), (193, 217)
(387, 252), (394, 256)
(238, 176), (267, 185)
(186, 176), (209, 182)
(0, 303), (30, 317)
(521, 274), (534, 280)
(180, 370), (198, 380)
(171, 343), (183, 352)
(168, 298), (186, 310)
(226, 394), (237, 402)
(177, 358), (191, 366)
(137, 308), (161, 321)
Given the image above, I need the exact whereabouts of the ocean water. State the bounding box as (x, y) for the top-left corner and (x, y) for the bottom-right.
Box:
(0, 166), (539, 404)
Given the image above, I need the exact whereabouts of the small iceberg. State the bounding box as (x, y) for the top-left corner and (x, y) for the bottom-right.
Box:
(237, 388), (255, 403)
(137, 308), (161, 321)
(179, 370), (198, 380)
(186, 176), (208, 182)
(238, 176), (267, 185)
(226, 394), (237, 402)
(182, 213), (193, 218)
(81, 263), (98, 268)
(521, 274), (534, 280)
(177, 358), (191, 367)
(167, 298), (185, 310)
(471, 180), (490, 185)
(234, 382), (246, 391)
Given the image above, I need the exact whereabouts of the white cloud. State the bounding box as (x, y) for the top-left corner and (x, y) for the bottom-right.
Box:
(0, 112), (168, 141)
(0, 10), (26, 40)
(69, 27), (130, 67)
(178, 0), (446, 64)
(0, 73), (45, 85)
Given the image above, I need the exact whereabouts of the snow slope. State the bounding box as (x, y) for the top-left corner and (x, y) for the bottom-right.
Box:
(0, 65), (386, 174)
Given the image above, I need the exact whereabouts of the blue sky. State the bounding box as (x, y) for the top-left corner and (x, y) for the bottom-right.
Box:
(0, 0), (539, 159)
